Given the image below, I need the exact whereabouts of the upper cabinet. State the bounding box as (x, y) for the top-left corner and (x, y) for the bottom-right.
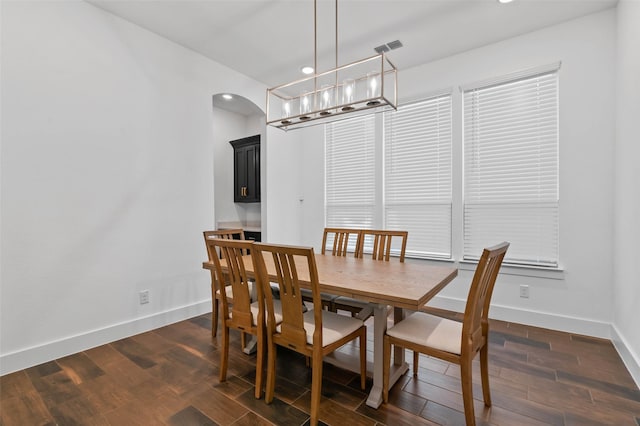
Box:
(230, 135), (260, 203)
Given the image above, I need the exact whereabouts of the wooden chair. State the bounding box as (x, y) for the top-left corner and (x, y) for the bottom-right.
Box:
(332, 229), (408, 318)
(383, 242), (509, 426)
(251, 243), (366, 426)
(205, 238), (269, 399)
(360, 229), (408, 262)
(321, 227), (363, 257)
(301, 228), (363, 310)
(203, 229), (249, 338)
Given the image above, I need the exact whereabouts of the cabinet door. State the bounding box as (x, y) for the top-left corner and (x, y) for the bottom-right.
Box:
(244, 144), (260, 202)
(230, 135), (260, 203)
(234, 147), (248, 202)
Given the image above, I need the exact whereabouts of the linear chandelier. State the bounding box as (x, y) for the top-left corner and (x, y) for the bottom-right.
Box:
(266, 0), (398, 131)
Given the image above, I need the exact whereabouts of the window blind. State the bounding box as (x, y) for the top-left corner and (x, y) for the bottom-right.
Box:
(325, 115), (376, 233)
(463, 69), (559, 266)
(384, 95), (453, 258)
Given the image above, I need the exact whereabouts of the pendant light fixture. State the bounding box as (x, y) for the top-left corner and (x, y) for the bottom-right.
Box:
(266, 0), (398, 131)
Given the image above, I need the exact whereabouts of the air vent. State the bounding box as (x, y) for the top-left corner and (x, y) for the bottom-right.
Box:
(374, 44), (390, 54)
(374, 40), (403, 54)
(387, 40), (403, 50)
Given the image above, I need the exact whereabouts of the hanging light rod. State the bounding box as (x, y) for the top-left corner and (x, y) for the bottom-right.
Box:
(266, 0), (398, 131)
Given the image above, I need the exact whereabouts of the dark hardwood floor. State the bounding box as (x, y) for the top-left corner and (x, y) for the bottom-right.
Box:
(1, 310), (639, 425)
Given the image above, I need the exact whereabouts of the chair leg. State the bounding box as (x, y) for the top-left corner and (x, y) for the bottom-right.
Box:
(413, 351), (419, 376)
(359, 328), (366, 390)
(265, 341), (277, 404)
(382, 336), (391, 403)
(211, 297), (219, 338)
(310, 353), (323, 426)
(240, 332), (246, 351)
(480, 343), (492, 406)
(254, 330), (264, 399)
(460, 357), (476, 426)
(219, 325), (229, 382)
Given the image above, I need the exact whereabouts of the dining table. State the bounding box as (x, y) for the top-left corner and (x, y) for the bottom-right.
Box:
(202, 250), (458, 408)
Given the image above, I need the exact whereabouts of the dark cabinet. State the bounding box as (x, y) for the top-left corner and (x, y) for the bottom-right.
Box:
(230, 135), (260, 203)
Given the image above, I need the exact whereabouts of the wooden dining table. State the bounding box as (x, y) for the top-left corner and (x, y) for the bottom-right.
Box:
(202, 251), (458, 408)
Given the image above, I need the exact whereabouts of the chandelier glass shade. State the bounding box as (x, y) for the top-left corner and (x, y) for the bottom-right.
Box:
(266, 1), (397, 130)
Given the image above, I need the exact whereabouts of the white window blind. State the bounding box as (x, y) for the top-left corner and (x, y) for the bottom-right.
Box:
(325, 115), (376, 231)
(384, 95), (452, 258)
(463, 68), (559, 266)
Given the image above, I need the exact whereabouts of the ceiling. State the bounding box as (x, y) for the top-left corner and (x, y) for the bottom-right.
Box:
(88, 0), (616, 111)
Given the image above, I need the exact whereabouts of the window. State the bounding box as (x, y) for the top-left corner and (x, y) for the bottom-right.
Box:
(384, 96), (452, 258)
(462, 64), (559, 267)
(324, 63), (559, 267)
(325, 115), (376, 230)
(325, 95), (452, 259)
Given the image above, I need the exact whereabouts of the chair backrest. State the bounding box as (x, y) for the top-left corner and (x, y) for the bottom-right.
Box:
(203, 229), (247, 260)
(321, 228), (363, 257)
(206, 238), (257, 329)
(462, 242), (509, 351)
(252, 243), (321, 351)
(359, 230), (408, 262)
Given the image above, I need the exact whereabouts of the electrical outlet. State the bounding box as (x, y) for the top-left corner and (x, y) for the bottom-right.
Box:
(139, 290), (150, 305)
(519, 285), (529, 299)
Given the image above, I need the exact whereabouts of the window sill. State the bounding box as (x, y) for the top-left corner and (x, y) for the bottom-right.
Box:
(458, 260), (565, 280)
(405, 255), (565, 280)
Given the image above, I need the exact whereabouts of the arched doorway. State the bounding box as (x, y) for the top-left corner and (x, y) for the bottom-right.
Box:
(211, 93), (265, 238)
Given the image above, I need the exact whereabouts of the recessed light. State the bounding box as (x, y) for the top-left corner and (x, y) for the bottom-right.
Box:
(301, 66), (314, 75)
(222, 94), (233, 100)
(498, 0), (514, 3)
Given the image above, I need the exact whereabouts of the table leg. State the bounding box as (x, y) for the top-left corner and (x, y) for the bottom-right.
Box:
(243, 336), (258, 355)
(366, 304), (408, 408)
(393, 307), (405, 364)
(242, 280), (258, 355)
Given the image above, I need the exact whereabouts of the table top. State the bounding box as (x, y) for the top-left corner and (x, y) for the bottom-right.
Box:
(203, 253), (457, 310)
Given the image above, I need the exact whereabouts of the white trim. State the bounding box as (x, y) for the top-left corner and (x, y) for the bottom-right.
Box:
(0, 300), (211, 376)
(407, 257), (565, 280)
(431, 295), (639, 386)
(611, 324), (640, 389)
(459, 61), (562, 92)
(4, 296), (638, 390)
(398, 87), (454, 107)
(430, 294), (611, 337)
(459, 260), (565, 280)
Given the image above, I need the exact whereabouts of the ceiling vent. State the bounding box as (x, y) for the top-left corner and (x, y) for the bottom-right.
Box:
(387, 40), (403, 50)
(374, 40), (403, 54)
(374, 44), (390, 54)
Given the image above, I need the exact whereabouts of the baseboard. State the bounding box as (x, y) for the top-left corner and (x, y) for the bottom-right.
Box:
(3, 297), (639, 390)
(431, 295), (640, 387)
(0, 300), (211, 376)
(611, 324), (640, 389)
(431, 295), (612, 338)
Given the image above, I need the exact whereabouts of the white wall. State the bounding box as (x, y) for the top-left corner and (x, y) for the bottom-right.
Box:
(298, 125), (326, 249)
(0, 1), (265, 374)
(613, 0), (640, 385)
(211, 107), (263, 227)
(1, 0), (635, 383)
(263, 127), (304, 244)
(299, 10), (618, 336)
(212, 107), (247, 224)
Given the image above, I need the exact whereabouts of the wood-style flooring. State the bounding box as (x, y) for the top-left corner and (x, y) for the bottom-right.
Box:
(1, 309), (639, 425)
